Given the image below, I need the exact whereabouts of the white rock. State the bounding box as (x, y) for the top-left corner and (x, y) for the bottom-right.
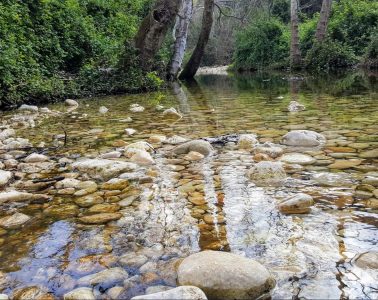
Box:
(288, 101), (305, 112)
(124, 141), (153, 153)
(238, 134), (258, 150)
(107, 286), (125, 300)
(19, 104), (38, 112)
(164, 135), (188, 145)
(173, 140), (214, 156)
(55, 178), (80, 189)
(130, 151), (155, 165)
(119, 117), (133, 123)
(64, 287), (95, 300)
(279, 153), (316, 165)
(0, 294), (8, 300)
(0, 212), (30, 229)
(255, 142), (283, 158)
(99, 106), (108, 114)
(177, 251), (275, 300)
(118, 253), (148, 268)
(65, 99), (79, 106)
(282, 130), (326, 147)
(162, 107), (182, 118)
(130, 104), (145, 112)
(100, 151), (122, 159)
(0, 129), (15, 141)
(72, 159), (137, 180)
(125, 128), (137, 136)
(131, 286), (207, 300)
(155, 105), (164, 111)
(24, 153), (49, 163)
(0, 170), (12, 186)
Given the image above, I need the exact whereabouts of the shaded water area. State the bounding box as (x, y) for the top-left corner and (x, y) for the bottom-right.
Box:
(0, 69), (377, 299)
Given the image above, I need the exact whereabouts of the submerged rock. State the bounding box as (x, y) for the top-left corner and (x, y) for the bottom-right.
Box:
(359, 149), (378, 159)
(132, 286), (207, 300)
(72, 159), (137, 180)
(77, 267), (128, 287)
(148, 135), (166, 144)
(162, 107), (182, 119)
(238, 134), (258, 150)
(278, 193), (314, 214)
(282, 130), (326, 147)
(328, 159), (362, 169)
(100, 151), (122, 159)
(173, 140), (214, 157)
(354, 251), (378, 270)
(24, 153), (49, 163)
(65, 99), (79, 107)
(0, 129), (15, 141)
(248, 161), (286, 186)
(130, 151), (155, 165)
(165, 135), (188, 145)
(184, 151), (204, 161)
(125, 128), (137, 136)
(99, 106), (108, 114)
(287, 101), (305, 112)
(0, 170), (12, 186)
(79, 213), (122, 224)
(177, 251), (275, 300)
(311, 172), (356, 187)
(12, 286), (51, 300)
(255, 143), (283, 158)
(130, 104), (145, 113)
(0, 212), (30, 229)
(0, 191), (49, 204)
(279, 153), (316, 165)
(64, 287), (95, 300)
(19, 104), (38, 112)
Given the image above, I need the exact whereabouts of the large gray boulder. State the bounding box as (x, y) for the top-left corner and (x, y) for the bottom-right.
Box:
(177, 251), (275, 300)
(131, 286), (207, 300)
(173, 140), (214, 157)
(282, 130), (326, 147)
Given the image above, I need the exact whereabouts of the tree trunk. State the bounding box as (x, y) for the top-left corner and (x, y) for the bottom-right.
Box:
(290, 0), (302, 69)
(179, 0), (214, 80)
(167, 0), (193, 81)
(134, 0), (181, 71)
(315, 0), (332, 42)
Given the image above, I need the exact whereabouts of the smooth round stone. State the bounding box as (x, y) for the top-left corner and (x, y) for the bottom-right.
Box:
(282, 130), (326, 147)
(88, 203), (120, 214)
(360, 149), (378, 158)
(184, 151), (204, 161)
(0, 212), (30, 229)
(173, 140), (214, 156)
(64, 287), (95, 300)
(119, 253), (148, 268)
(279, 153), (316, 165)
(328, 159), (362, 169)
(0, 170), (12, 186)
(348, 143), (370, 149)
(354, 252), (378, 269)
(278, 193), (314, 214)
(43, 204), (79, 218)
(177, 251), (275, 300)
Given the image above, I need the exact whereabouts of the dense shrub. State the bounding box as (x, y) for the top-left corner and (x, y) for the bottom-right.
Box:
(234, 18), (289, 70)
(362, 34), (378, 69)
(305, 39), (357, 71)
(0, 0), (157, 108)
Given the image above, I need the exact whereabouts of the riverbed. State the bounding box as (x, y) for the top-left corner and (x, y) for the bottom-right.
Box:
(0, 70), (377, 299)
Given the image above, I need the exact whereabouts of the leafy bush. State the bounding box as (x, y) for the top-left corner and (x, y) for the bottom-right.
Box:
(234, 18), (289, 70)
(362, 34), (378, 69)
(0, 0), (153, 108)
(305, 39), (357, 71)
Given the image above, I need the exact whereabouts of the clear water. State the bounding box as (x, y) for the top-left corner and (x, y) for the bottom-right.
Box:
(0, 70), (377, 299)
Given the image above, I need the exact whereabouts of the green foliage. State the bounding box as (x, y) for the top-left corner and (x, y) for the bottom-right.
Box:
(362, 33), (378, 69)
(234, 17), (289, 70)
(305, 39), (357, 72)
(0, 0), (152, 107)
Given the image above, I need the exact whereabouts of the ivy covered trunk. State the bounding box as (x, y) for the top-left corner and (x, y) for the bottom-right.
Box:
(290, 0), (302, 69)
(167, 0), (193, 81)
(134, 0), (181, 71)
(179, 0), (214, 79)
(315, 0), (332, 42)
